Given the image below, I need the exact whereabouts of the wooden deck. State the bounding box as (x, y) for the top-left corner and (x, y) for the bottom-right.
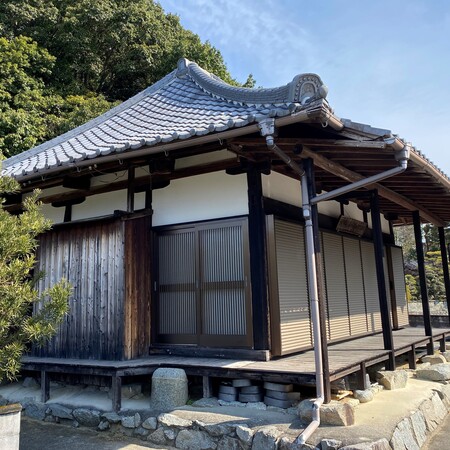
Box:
(21, 326), (450, 411)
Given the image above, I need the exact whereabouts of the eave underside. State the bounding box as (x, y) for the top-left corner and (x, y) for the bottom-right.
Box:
(6, 121), (450, 227)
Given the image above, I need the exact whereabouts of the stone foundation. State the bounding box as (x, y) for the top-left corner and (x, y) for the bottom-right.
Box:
(0, 403), (22, 450)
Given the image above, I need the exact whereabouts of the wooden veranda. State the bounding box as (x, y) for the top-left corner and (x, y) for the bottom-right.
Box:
(21, 326), (450, 412)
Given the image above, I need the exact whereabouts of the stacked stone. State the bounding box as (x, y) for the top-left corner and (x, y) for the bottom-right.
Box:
(264, 382), (301, 409)
(218, 379), (264, 403)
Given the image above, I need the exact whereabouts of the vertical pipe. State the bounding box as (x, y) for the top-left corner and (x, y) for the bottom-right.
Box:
(413, 210), (433, 354)
(370, 190), (395, 369)
(297, 173), (324, 445)
(304, 158), (331, 403)
(438, 227), (450, 326)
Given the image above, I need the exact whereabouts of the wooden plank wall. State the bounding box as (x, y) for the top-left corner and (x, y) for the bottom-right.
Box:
(123, 215), (152, 359)
(33, 219), (126, 360)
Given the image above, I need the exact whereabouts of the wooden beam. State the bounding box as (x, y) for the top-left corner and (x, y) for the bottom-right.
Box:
(231, 137), (387, 149)
(301, 147), (445, 226)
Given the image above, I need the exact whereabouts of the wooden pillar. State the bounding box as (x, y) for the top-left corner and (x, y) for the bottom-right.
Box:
(304, 158), (331, 403)
(438, 227), (450, 326)
(111, 374), (122, 412)
(40, 370), (50, 403)
(247, 164), (270, 350)
(127, 166), (135, 213)
(370, 190), (395, 369)
(412, 211), (433, 354)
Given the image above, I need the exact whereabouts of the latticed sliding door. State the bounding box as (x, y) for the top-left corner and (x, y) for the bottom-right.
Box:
(154, 218), (252, 347)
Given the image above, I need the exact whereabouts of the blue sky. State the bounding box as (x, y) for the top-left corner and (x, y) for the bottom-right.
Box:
(159, 0), (450, 176)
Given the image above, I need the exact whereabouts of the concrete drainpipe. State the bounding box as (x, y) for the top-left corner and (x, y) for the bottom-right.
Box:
(264, 131), (410, 445)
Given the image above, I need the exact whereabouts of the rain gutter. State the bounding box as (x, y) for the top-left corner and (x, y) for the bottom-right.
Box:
(259, 118), (410, 445)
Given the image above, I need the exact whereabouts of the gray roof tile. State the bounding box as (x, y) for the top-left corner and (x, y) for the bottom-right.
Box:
(2, 58), (328, 178)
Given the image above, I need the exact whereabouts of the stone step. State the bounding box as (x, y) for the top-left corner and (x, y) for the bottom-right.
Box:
(264, 396), (294, 409)
(239, 393), (263, 403)
(240, 386), (264, 394)
(232, 379), (252, 388)
(263, 382), (293, 392)
(218, 392), (237, 402)
(218, 385), (238, 395)
(265, 389), (301, 401)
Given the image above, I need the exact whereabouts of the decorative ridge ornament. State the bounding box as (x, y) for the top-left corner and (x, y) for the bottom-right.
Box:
(177, 58), (328, 105)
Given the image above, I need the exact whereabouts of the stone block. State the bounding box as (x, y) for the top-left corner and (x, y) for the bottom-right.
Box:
(23, 402), (47, 421)
(390, 417), (419, 450)
(320, 438), (343, 450)
(121, 412), (141, 429)
(409, 410), (427, 447)
(142, 416), (158, 430)
(245, 401), (267, 410)
(192, 397), (220, 408)
(175, 429), (216, 450)
(218, 436), (244, 450)
(339, 439), (392, 450)
(150, 368), (188, 410)
(236, 425), (253, 445)
(158, 412), (192, 428)
(418, 393), (446, 432)
(416, 364), (450, 381)
(101, 412), (121, 424)
(147, 427), (167, 446)
(201, 422), (235, 437)
(97, 420), (110, 431)
(164, 428), (177, 441)
(376, 370), (408, 390)
(72, 408), (101, 427)
(251, 426), (280, 450)
(441, 351), (450, 362)
(298, 399), (355, 426)
(49, 404), (73, 420)
(0, 404), (21, 450)
(353, 389), (374, 403)
(421, 354), (447, 365)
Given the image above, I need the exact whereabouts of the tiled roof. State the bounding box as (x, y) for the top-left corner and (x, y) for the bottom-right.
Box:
(2, 58), (328, 179)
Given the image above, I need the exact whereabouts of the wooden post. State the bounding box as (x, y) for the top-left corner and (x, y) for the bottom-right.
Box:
(127, 166), (135, 213)
(304, 158), (331, 403)
(408, 344), (417, 369)
(41, 370), (50, 403)
(111, 375), (122, 412)
(202, 376), (213, 398)
(438, 227), (450, 326)
(370, 190), (395, 370)
(247, 164), (270, 350)
(413, 211), (433, 354)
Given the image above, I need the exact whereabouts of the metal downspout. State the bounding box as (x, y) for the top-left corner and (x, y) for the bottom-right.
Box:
(264, 132), (410, 445)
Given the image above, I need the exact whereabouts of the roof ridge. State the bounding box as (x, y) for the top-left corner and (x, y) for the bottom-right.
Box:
(3, 69), (179, 169)
(176, 58), (328, 106)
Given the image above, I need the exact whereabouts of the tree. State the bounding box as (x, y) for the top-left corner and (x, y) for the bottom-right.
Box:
(0, 0), (252, 100)
(0, 170), (71, 382)
(0, 36), (117, 158)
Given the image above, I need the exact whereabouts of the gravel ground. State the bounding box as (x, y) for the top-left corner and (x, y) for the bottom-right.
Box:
(408, 301), (448, 316)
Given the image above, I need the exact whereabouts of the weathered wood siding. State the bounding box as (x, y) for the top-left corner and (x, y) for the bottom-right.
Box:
(34, 219), (126, 360)
(123, 215), (152, 359)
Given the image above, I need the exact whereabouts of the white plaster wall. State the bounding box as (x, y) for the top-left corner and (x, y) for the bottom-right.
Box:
(342, 201), (365, 222)
(40, 203), (65, 224)
(152, 172), (248, 226)
(317, 200), (341, 218)
(262, 171), (302, 207)
(176, 149), (236, 169)
(367, 214), (391, 234)
(71, 190), (127, 221)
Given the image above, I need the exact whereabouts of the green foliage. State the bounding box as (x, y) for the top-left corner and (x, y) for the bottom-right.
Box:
(0, 0), (251, 158)
(0, 0), (248, 99)
(0, 173), (71, 382)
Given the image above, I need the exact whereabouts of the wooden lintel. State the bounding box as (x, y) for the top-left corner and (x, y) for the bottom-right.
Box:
(301, 147), (445, 226)
(62, 175), (91, 190)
